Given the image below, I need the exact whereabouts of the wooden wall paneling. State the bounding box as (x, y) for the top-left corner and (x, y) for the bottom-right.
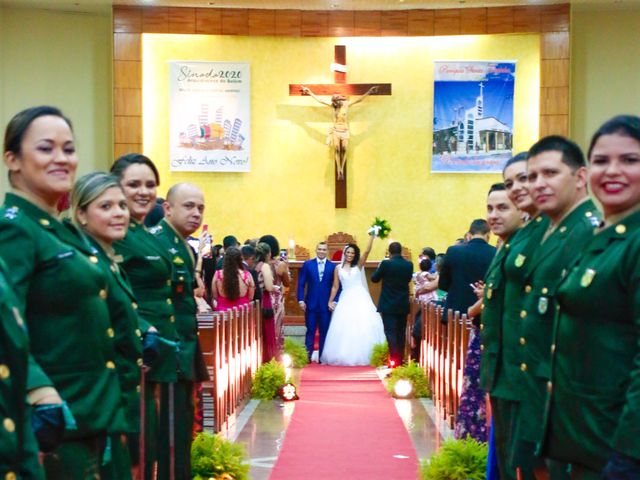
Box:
(513, 6), (541, 33)
(540, 115), (568, 137)
(541, 4), (570, 32)
(541, 31), (570, 59)
(168, 7), (196, 34)
(434, 9), (461, 36)
(328, 11), (354, 37)
(113, 6), (141, 33)
(113, 33), (141, 61)
(114, 143), (143, 160)
(275, 10), (301, 36)
(142, 7), (169, 33)
(541, 86), (569, 115)
(196, 9), (222, 34)
(114, 116), (143, 144)
(354, 11), (381, 36)
(114, 88), (142, 116)
(114, 60), (141, 89)
(459, 8), (487, 35)
(248, 9), (276, 36)
(381, 11), (408, 36)
(487, 7), (514, 34)
(541, 59), (569, 87)
(407, 9), (434, 36)
(222, 8), (249, 35)
(301, 11), (329, 37)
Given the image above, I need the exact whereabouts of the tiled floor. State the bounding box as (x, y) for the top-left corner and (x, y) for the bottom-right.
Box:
(225, 367), (449, 480)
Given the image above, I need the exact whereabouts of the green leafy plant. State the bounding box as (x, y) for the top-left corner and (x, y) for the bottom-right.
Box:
(370, 217), (392, 239)
(420, 437), (488, 480)
(191, 431), (249, 480)
(251, 359), (287, 400)
(387, 361), (430, 398)
(370, 341), (389, 367)
(284, 337), (309, 368)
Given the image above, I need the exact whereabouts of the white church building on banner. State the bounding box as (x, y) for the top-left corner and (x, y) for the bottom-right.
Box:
(433, 82), (512, 156)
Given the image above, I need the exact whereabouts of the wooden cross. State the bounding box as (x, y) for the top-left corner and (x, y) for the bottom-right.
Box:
(289, 45), (392, 208)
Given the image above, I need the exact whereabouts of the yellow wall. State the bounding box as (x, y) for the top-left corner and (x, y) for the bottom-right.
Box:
(570, 8), (640, 150)
(143, 34), (539, 257)
(0, 6), (112, 196)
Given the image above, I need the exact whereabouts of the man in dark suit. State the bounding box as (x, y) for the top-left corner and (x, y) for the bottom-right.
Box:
(297, 241), (337, 361)
(439, 219), (496, 322)
(371, 242), (414, 365)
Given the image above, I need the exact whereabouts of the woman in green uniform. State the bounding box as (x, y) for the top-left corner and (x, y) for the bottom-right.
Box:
(110, 154), (178, 480)
(0, 258), (43, 480)
(71, 172), (144, 480)
(0, 106), (125, 478)
(543, 115), (640, 479)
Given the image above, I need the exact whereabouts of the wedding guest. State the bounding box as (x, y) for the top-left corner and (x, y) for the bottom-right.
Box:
(241, 244), (262, 301)
(212, 246), (255, 311)
(259, 234), (290, 350)
(111, 153), (178, 480)
(0, 106), (125, 477)
(542, 115), (640, 479)
(71, 172), (142, 480)
(256, 242), (278, 361)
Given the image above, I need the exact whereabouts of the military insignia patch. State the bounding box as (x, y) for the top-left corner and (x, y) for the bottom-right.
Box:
(580, 268), (596, 288)
(538, 297), (548, 315)
(149, 225), (162, 234)
(3, 206), (18, 219)
(173, 256), (184, 265)
(515, 254), (526, 268)
(487, 288), (493, 299)
(169, 247), (178, 255)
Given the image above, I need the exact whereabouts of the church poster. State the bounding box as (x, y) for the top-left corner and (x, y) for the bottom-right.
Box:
(431, 61), (516, 173)
(169, 61), (250, 172)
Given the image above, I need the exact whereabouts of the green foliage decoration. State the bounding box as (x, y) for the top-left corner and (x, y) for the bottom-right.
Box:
(251, 359), (287, 400)
(284, 337), (309, 368)
(191, 431), (250, 480)
(370, 217), (392, 239)
(420, 437), (488, 480)
(386, 361), (430, 398)
(370, 341), (389, 367)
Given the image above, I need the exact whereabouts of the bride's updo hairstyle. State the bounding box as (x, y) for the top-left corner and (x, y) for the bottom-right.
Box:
(343, 243), (360, 266)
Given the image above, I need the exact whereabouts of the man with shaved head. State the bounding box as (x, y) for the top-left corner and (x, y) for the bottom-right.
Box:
(151, 182), (209, 479)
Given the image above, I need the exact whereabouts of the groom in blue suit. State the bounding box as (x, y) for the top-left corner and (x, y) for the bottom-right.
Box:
(297, 241), (337, 361)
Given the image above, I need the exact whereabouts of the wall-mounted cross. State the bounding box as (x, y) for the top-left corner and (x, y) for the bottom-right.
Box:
(289, 45), (392, 208)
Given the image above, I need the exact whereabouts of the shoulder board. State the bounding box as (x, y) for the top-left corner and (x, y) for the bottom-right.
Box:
(149, 225), (163, 234)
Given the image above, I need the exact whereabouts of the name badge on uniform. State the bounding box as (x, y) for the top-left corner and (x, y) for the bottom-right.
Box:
(515, 254), (526, 268)
(173, 256), (184, 265)
(580, 268), (596, 288)
(145, 255), (161, 261)
(538, 297), (548, 315)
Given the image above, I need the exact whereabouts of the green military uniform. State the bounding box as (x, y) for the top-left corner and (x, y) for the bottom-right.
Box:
(0, 193), (126, 478)
(479, 214), (549, 480)
(515, 199), (600, 459)
(0, 258), (44, 480)
(89, 239), (143, 480)
(114, 219), (178, 480)
(541, 209), (640, 478)
(151, 219), (209, 480)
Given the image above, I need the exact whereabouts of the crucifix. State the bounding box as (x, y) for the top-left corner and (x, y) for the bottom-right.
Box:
(289, 45), (392, 208)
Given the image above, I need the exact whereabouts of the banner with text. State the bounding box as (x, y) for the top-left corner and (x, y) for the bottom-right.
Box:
(432, 61), (516, 173)
(169, 61), (250, 172)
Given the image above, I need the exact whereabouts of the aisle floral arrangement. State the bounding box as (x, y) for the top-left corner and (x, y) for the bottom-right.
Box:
(386, 361), (430, 398)
(283, 338), (309, 368)
(191, 432), (249, 480)
(420, 437), (488, 480)
(370, 342), (389, 367)
(251, 359), (288, 400)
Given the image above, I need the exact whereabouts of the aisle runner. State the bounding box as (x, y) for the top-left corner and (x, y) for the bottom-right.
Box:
(269, 365), (418, 480)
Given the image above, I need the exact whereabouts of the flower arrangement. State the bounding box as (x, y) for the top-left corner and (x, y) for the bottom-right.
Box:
(284, 337), (309, 368)
(191, 432), (250, 480)
(420, 437), (488, 480)
(369, 217), (392, 239)
(386, 361), (430, 398)
(370, 342), (390, 367)
(251, 359), (287, 400)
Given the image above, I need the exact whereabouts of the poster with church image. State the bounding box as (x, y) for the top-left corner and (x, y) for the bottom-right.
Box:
(431, 61), (515, 173)
(169, 61), (250, 172)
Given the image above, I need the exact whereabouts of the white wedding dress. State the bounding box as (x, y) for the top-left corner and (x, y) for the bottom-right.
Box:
(320, 265), (386, 366)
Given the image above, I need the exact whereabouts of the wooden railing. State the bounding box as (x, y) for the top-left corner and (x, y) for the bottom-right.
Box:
(197, 301), (263, 433)
(414, 302), (474, 428)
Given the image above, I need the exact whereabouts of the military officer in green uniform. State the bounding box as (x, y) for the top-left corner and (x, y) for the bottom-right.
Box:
(1, 106), (126, 477)
(151, 183), (209, 480)
(0, 258), (44, 480)
(541, 116), (640, 479)
(515, 136), (601, 478)
(71, 172), (145, 480)
(110, 154), (178, 480)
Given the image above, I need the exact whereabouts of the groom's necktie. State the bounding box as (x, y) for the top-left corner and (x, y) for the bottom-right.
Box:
(318, 260), (325, 281)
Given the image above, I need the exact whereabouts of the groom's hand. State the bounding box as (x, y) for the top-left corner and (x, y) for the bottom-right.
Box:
(298, 301), (306, 312)
(328, 301), (336, 311)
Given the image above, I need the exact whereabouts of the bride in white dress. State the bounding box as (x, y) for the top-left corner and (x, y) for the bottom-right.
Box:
(321, 233), (386, 366)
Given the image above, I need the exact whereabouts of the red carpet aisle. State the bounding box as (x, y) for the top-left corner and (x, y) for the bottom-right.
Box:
(269, 365), (419, 480)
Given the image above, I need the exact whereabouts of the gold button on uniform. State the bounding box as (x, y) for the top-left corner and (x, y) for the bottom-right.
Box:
(536, 216), (542, 223)
(616, 224), (627, 234)
(106, 361), (116, 369)
(136, 385), (141, 393)
(547, 381), (553, 393)
(106, 328), (114, 338)
(136, 329), (142, 337)
(166, 298), (172, 305)
(550, 344), (556, 353)
(480, 344), (484, 351)
(520, 310), (527, 319)
(3, 418), (15, 433)
(179, 276), (184, 281)
(541, 287), (548, 294)
(39, 218), (50, 226)
(6, 472), (16, 480)
(137, 358), (143, 367)
(89, 256), (99, 264)
(520, 363), (528, 372)
(559, 226), (567, 233)
(166, 280), (171, 287)
(519, 337), (526, 345)
(480, 324), (484, 331)
(525, 285), (532, 293)
(585, 211), (593, 218)
(99, 289), (107, 299)
(170, 315), (176, 323)
(132, 302), (138, 310)
(0, 365), (9, 380)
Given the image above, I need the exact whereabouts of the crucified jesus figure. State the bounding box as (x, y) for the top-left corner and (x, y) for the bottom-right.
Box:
(301, 85), (378, 180)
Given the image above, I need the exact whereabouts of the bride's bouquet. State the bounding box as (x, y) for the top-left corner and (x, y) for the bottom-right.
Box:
(368, 217), (392, 239)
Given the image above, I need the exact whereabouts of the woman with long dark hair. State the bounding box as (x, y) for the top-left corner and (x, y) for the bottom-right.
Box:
(212, 246), (255, 311)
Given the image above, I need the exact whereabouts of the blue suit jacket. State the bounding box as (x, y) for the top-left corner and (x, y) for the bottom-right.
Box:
(296, 258), (336, 312)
